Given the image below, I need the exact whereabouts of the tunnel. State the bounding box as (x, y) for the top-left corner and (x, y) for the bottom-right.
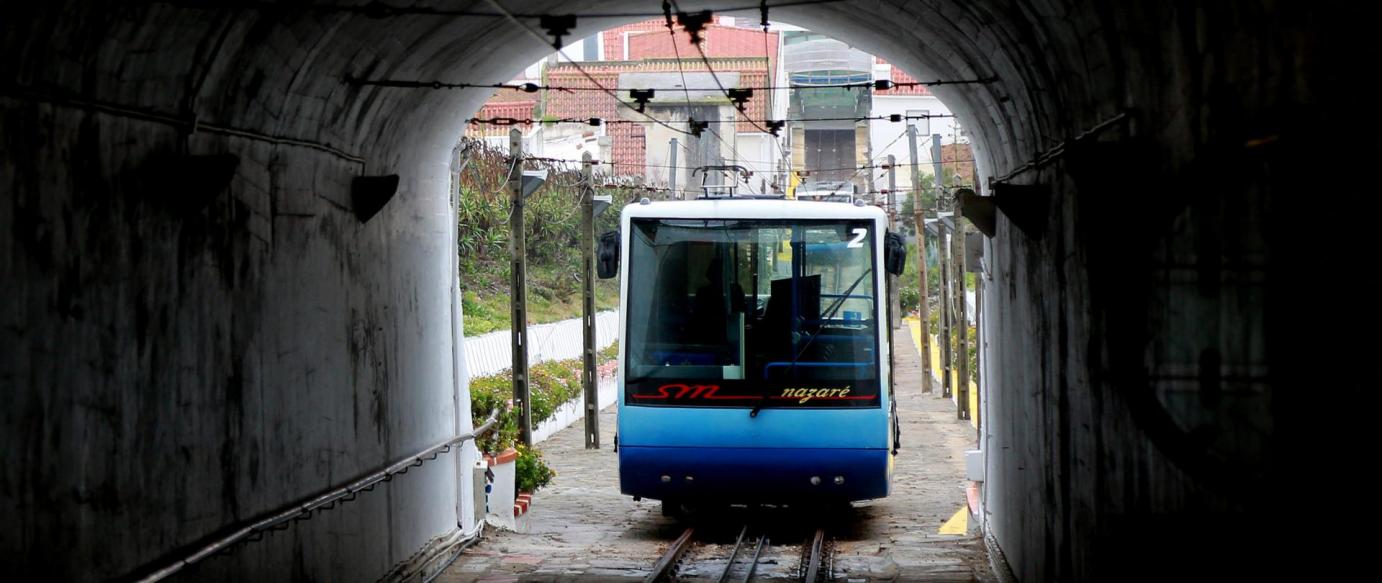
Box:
(0, 1), (1363, 581)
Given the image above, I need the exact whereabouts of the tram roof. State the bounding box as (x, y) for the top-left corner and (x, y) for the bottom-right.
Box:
(620, 199), (887, 221)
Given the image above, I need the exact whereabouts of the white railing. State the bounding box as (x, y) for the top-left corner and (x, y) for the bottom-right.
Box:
(463, 310), (619, 379)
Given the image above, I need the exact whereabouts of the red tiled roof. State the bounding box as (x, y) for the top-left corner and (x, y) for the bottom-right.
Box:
(874, 58), (931, 96)
(602, 18), (777, 84)
(546, 58), (773, 134)
(467, 18), (779, 177)
(465, 99), (536, 137)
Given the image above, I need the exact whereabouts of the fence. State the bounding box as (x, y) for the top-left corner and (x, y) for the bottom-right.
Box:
(463, 310), (619, 379)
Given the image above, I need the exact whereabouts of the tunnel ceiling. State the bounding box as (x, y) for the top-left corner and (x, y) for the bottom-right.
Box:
(3, 0), (1101, 185)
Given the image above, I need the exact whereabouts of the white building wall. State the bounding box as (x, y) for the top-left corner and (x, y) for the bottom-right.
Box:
(868, 93), (958, 193)
(734, 133), (781, 195)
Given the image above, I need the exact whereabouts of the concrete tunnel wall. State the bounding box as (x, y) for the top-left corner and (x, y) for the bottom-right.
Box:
(0, 0), (1362, 581)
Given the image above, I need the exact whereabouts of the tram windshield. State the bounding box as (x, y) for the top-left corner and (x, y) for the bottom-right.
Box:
(624, 218), (881, 408)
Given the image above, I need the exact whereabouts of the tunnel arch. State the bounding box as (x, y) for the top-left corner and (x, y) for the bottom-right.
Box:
(2, 1), (1356, 581)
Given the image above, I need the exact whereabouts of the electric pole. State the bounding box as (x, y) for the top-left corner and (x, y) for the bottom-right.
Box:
(668, 137), (679, 199)
(887, 155), (900, 331)
(953, 200), (970, 421)
(508, 129), (533, 446)
(580, 152), (600, 449)
(908, 124), (932, 393)
(932, 134), (952, 399)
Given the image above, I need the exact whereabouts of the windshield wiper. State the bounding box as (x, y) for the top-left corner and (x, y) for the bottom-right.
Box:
(787, 268), (872, 368)
(750, 400), (766, 417)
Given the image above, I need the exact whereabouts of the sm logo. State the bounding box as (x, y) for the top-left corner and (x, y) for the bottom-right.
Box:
(631, 383), (759, 401)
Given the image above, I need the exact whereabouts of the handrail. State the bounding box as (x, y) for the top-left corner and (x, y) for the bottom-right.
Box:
(130, 409), (502, 583)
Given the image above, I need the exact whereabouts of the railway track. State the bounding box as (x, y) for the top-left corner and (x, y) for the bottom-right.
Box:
(645, 523), (830, 582)
(799, 527), (830, 583)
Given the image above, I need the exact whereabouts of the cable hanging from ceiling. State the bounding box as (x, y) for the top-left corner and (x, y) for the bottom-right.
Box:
(154, 0), (848, 19)
(465, 112), (955, 131)
(479, 0), (695, 137)
(344, 76), (997, 92)
(518, 155), (971, 175)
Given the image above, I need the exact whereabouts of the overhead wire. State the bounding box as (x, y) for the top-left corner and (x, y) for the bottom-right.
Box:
(758, 2), (790, 176)
(481, 0), (693, 137)
(465, 113), (954, 126)
(461, 1), (974, 198)
(669, 0), (774, 137)
(518, 154), (948, 175)
(346, 78), (993, 92)
(152, 0), (848, 19)
(658, 0), (751, 177)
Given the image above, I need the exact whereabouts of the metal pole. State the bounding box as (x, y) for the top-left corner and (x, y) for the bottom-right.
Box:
(887, 155), (898, 228)
(508, 128), (533, 447)
(908, 125), (932, 393)
(954, 209), (969, 421)
(668, 137), (679, 199)
(887, 155), (900, 331)
(932, 134), (952, 399)
(581, 152), (600, 449)
(974, 265), (983, 437)
(938, 219), (953, 399)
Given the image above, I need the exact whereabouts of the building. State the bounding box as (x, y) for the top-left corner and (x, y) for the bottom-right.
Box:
(868, 57), (962, 195)
(469, 16), (785, 197)
(466, 24), (966, 202)
(781, 31), (875, 197)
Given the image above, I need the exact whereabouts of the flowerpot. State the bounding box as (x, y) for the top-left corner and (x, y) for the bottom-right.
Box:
(485, 448), (518, 531)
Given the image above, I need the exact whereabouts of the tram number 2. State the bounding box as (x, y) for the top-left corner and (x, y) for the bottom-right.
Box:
(848, 228), (867, 248)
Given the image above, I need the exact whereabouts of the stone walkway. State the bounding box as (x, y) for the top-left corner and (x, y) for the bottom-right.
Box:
(438, 329), (993, 582)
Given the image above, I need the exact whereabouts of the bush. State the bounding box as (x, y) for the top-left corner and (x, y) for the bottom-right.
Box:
(461, 291), (508, 335)
(598, 340), (619, 362)
(469, 372), (518, 455)
(900, 286), (921, 315)
(514, 443), (556, 492)
(529, 359), (582, 424)
(469, 346), (619, 491)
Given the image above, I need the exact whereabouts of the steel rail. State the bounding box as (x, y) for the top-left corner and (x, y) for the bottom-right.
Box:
(802, 527), (827, 582)
(646, 526), (698, 583)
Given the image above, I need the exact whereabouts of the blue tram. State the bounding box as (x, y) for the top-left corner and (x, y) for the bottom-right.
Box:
(597, 198), (906, 512)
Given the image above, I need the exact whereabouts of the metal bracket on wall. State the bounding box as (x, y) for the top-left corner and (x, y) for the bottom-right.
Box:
(352, 175), (400, 223)
(959, 184), (1049, 239)
(991, 183), (1049, 239)
(957, 188), (994, 236)
(146, 153), (240, 213)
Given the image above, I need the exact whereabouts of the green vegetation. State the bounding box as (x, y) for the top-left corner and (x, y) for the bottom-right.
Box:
(514, 443), (555, 493)
(900, 240), (940, 316)
(455, 141), (626, 335)
(896, 166), (969, 238)
(902, 239), (977, 381)
(463, 279), (620, 335)
(455, 141), (641, 492)
(470, 341), (619, 492)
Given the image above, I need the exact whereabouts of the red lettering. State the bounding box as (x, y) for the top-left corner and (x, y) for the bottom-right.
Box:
(686, 384), (718, 398)
(631, 384), (678, 399)
(634, 383), (764, 401)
